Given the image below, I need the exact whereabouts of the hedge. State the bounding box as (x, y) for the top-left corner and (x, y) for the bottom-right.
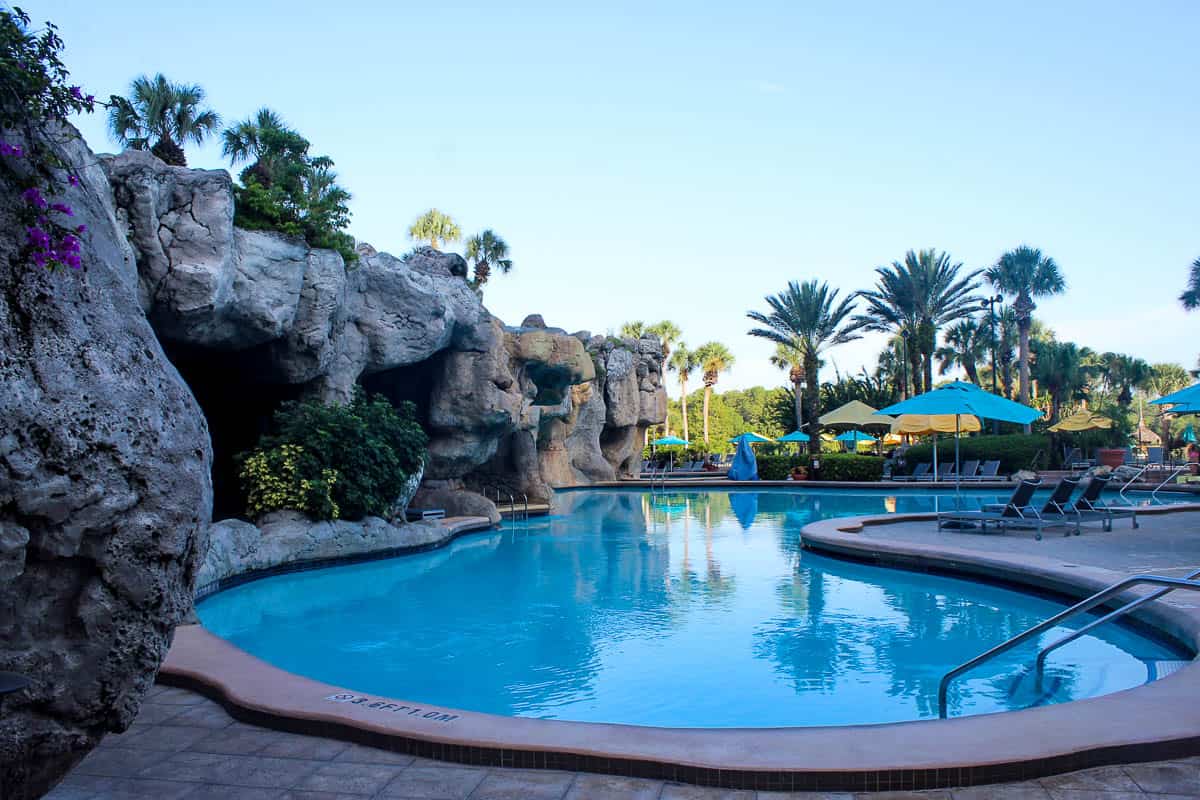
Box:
(901, 434), (1052, 476)
(757, 453), (885, 481)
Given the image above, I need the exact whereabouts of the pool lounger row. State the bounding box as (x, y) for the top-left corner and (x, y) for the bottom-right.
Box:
(937, 476), (1139, 540)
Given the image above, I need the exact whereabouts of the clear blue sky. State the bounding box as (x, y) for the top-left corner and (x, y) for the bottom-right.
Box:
(40, 0), (1200, 390)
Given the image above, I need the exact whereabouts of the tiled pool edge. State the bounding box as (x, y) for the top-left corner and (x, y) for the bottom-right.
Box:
(163, 506), (1200, 792)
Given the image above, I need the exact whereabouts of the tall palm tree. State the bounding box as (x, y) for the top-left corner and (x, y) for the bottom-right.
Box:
(107, 73), (220, 167)
(935, 318), (987, 384)
(647, 320), (682, 360)
(694, 342), (735, 445)
(619, 321), (646, 339)
(669, 345), (698, 443)
(855, 249), (982, 394)
(1032, 340), (1092, 423)
(995, 306), (1018, 398)
(747, 280), (863, 452)
(1101, 353), (1152, 407)
(769, 342), (806, 433)
(1181, 257), (1200, 310)
(464, 229), (512, 290)
(220, 107), (308, 186)
(407, 209), (462, 251)
(986, 246), (1066, 423)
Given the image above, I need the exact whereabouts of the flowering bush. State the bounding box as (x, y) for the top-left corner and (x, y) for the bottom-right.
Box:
(1, 7), (95, 271)
(237, 390), (427, 522)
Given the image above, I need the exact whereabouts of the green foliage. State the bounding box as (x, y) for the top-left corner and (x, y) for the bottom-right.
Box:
(464, 229), (512, 290)
(408, 208), (461, 250)
(223, 108), (356, 263)
(664, 386), (792, 452)
(757, 453), (884, 481)
(238, 390), (427, 521)
(1183, 257), (1200, 310)
(107, 73), (220, 166)
(903, 434), (1051, 475)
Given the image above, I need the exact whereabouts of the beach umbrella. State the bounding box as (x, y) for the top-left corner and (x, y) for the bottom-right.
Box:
(819, 400), (895, 428)
(728, 432), (774, 444)
(877, 382), (1041, 501)
(835, 430), (876, 451)
(727, 437), (760, 481)
(1150, 383), (1200, 410)
(1047, 410), (1113, 432)
(1182, 425), (1197, 444)
(777, 430), (810, 442)
(652, 436), (689, 446)
(889, 414), (981, 481)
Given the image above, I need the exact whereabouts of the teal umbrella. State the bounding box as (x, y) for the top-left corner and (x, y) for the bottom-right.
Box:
(877, 382), (1042, 500)
(652, 436), (689, 446)
(1150, 383), (1200, 410)
(729, 432), (774, 444)
(835, 430), (876, 443)
(777, 430), (810, 442)
(1183, 425), (1197, 444)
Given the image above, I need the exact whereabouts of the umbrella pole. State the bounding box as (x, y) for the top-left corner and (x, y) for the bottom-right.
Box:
(955, 415), (961, 509)
(933, 436), (939, 481)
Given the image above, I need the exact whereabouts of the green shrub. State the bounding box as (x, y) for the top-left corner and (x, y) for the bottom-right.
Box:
(902, 434), (1050, 476)
(757, 453), (884, 481)
(238, 389), (427, 521)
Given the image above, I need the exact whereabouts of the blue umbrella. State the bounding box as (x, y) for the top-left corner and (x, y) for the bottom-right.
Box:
(1182, 425), (1197, 444)
(1150, 383), (1200, 410)
(777, 430), (811, 442)
(652, 436), (689, 446)
(876, 382), (1041, 500)
(727, 437), (760, 481)
(835, 430), (876, 443)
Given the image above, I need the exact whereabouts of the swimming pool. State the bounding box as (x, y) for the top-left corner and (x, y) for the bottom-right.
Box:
(198, 488), (1190, 728)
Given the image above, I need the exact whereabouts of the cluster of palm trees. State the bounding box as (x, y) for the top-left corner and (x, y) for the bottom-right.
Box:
(746, 246), (1068, 450)
(618, 321), (737, 446)
(407, 209), (513, 294)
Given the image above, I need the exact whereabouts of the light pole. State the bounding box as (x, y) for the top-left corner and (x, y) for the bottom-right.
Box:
(981, 294), (1003, 433)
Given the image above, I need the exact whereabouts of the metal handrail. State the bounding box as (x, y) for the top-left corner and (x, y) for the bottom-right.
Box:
(938, 574), (1200, 718)
(521, 492), (529, 522)
(1151, 467), (1186, 501)
(1034, 567), (1200, 678)
(1118, 465), (1150, 503)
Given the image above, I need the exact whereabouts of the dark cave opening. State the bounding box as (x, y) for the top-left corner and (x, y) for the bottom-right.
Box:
(357, 354), (441, 430)
(160, 340), (308, 521)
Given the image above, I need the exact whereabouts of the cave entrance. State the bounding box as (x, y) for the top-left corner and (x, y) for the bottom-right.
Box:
(160, 340), (307, 521)
(358, 354), (441, 430)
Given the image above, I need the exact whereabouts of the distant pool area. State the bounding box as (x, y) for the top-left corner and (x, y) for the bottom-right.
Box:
(198, 488), (1190, 728)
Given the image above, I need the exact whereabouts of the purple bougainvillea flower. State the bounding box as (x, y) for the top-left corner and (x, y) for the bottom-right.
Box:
(69, 86), (82, 99)
(21, 187), (47, 209)
(50, 202), (74, 216)
(0, 142), (23, 157)
(76, 224), (88, 234)
(68, 175), (80, 186)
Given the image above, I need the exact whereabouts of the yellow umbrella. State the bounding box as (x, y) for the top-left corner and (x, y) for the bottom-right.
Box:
(1047, 410), (1113, 432)
(819, 400), (895, 428)
(891, 414), (982, 436)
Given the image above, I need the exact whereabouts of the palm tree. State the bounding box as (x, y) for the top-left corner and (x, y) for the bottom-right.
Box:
(1031, 340), (1092, 423)
(647, 321), (682, 360)
(1101, 353), (1152, 407)
(220, 107), (308, 186)
(1181, 257), (1200, 310)
(935, 318), (987, 384)
(694, 342), (735, 445)
(769, 343), (806, 433)
(855, 249), (982, 394)
(669, 345), (698, 443)
(995, 306), (1018, 398)
(986, 246), (1066, 424)
(107, 73), (220, 167)
(619, 321), (646, 339)
(747, 280), (863, 452)
(407, 209), (462, 251)
(464, 230), (512, 290)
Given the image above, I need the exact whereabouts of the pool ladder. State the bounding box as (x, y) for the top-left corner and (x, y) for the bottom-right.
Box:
(937, 573), (1200, 719)
(1117, 465), (1188, 504)
(492, 488), (529, 528)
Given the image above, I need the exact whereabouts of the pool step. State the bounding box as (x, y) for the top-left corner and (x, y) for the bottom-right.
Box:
(496, 502), (552, 519)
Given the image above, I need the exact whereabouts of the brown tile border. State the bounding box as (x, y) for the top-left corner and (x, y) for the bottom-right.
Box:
(168, 504), (1200, 791)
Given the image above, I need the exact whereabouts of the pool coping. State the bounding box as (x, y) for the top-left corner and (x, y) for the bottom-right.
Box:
(162, 501), (1200, 793)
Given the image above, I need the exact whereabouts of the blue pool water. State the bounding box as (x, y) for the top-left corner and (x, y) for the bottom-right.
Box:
(198, 488), (1189, 727)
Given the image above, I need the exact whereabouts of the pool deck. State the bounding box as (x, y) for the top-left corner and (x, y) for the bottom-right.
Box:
(47, 500), (1200, 798)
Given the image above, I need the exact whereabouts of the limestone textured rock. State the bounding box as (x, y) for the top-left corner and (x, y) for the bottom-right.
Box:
(197, 511), (446, 590)
(1, 131), (212, 799)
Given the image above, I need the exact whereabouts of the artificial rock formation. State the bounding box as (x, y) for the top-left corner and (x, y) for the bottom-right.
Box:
(101, 152), (666, 512)
(0, 131), (212, 799)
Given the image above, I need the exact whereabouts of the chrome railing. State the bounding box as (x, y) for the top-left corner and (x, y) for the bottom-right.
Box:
(938, 574), (1200, 718)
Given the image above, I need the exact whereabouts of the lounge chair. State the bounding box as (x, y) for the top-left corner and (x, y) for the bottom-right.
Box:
(1073, 475), (1139, 531)
(1035, 477), (1083, 535)
(937, 479), (1046, 539)
(935, 462), (954, 481)
(406, 507), (446, 521)
(962, 460), (1001, 481)
(953, 460), (980, 481)
(891, 462), (931, 482)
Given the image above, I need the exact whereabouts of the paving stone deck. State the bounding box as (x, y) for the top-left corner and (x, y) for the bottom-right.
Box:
(41, 684), (1200, 799)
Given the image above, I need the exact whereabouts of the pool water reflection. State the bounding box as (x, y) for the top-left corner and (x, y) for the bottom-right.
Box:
(198, 488), (1187, 728)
